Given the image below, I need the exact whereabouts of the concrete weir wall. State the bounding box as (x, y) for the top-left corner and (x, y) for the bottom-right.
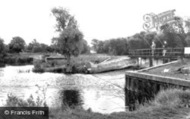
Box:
(136, 57), (177, 67)
(125, 71), (190, 111)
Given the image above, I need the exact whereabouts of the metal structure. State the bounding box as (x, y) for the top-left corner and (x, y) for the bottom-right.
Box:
(128, 47), (186, 58)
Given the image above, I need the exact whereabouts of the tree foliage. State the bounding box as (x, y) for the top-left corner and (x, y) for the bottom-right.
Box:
(51, 7), (84, 71)
(26, 39), (52, 53)
(91, 38), (128, 55)
(55, 27), (84, 57)
(9, 36), (25, 53)
(91, 20), (190, 55)
(81, 40), (90, 54)
(0, 38), (5, 54)
(51, 8), (77, 31)
(159, 16), (187, 48)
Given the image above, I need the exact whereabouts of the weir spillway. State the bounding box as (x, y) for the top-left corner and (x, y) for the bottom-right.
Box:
(125, 60), (190, 111)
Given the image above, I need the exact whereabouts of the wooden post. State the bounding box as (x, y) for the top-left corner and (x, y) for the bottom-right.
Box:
(149, 57), (153, 67)
(125, 75), (130, 111)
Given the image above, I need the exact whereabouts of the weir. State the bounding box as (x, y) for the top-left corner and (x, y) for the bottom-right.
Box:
(129, 47), (186, 67)
(125, 47), (190, 111)
(134, 57), (177, 68)
(125, 60), (190, 111)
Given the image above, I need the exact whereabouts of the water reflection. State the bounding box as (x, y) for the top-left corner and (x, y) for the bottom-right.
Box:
(82, 88), (125, 113)
(62, 89), (82, 108)
(0, 65), (125, 114)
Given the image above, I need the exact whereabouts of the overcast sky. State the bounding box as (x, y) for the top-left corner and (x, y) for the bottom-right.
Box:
(0, 0), (189, 45)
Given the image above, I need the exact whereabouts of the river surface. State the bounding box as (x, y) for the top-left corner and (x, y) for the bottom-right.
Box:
(0, 65), (127, 114)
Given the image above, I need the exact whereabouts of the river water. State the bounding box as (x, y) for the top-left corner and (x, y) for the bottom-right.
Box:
(0, 65), (126, 114)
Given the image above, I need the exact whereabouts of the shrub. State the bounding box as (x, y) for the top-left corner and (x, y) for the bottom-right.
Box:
(150, 88), (190, 108)
(5, 94), (47, 107)
(33, 60), (45, 73)
(61, 90), (83, 109)
(3, 55), (33, 65)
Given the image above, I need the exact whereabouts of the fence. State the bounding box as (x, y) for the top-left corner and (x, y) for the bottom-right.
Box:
(128, 48), (184, 58)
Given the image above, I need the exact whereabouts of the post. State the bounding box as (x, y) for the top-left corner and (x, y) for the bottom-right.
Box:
(149, 57), (153, 67)
(125, 75), (130, 111)
(150, 41), (156, 67)
(138, 57), (142, 66)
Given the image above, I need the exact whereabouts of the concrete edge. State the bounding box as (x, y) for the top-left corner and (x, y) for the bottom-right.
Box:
(125, 71), (190, 88)
(137, 60), (179, 72)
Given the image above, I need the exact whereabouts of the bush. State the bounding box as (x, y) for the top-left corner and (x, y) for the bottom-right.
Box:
(4, 89), (190, 119)
(61, 89), (83, 109)
(3, 55), (33, 65)
(0, 56), (5, 67)
(148, 88), (190, 109)
(5, 94), (47, 107)
(33, 60), (45, 73)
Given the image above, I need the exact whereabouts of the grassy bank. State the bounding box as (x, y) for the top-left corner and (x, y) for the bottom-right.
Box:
(4, 54), (33, 65)
(4, 89), (190, 119)
(49, 88), (190, 119)
(0, 53), (33, 67)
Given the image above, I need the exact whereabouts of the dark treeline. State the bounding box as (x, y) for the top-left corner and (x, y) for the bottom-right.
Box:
(0, 35), (90, 66)
(0, 37), (90, 54)
(1, 16), (190, 57)
(91, 38), (129, 55)
(92, 16), (190, 55)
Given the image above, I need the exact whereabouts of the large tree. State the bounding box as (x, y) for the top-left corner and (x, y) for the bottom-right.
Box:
(9, 36), (26, 53)
(51, 7), (84, 69)
(160, 16), (187, 48)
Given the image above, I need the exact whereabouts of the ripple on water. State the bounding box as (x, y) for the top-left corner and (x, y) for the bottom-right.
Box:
(0, 65), (126, 114)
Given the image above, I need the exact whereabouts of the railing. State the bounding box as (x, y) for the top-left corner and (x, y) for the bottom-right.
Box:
(129, 48), (184, 58)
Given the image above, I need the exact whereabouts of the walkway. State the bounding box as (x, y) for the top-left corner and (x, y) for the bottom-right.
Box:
(128, 47), (187, 58)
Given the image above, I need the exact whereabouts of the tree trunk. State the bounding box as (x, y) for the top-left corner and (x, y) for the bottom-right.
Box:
(66, 55), (72, 73)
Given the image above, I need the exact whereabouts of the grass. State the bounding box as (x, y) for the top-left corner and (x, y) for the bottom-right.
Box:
(4, 89), (190, 119)
(71, 54), (112, 64)
(5, 94), (47, 107)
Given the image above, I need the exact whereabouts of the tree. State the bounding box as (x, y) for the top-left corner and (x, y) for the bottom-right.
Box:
(27, 39), (52, 53)
(9, 36), (26, 53)
(40, 43), (50, 53)
(27, 39), (38, 52)
(128, 33), (146, 50)
(56, 27), (83, 57)
(81, 40), (90, 54)
(51, 7), (84, 69)
(51, 37), (60, 53)
(185, 32), (190, 46)
(91, 39), (106, 53)
(91, 39), (99, 52)
(160, 16), (187, 48)
(0, 38), (5, 55)
(91, 38), (129, 55)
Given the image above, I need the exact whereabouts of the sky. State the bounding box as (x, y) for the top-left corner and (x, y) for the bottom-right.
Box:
(0, 0), (190, 45)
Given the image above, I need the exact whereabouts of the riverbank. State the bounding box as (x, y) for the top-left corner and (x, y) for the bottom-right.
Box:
(4, 88), (190, 119)
(32, 54), (138, 74)
(52, 89), (190, 119)
(1, 64), (190, 118)
(0, 65), (126, 113)
(0, 53), (33, 67)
